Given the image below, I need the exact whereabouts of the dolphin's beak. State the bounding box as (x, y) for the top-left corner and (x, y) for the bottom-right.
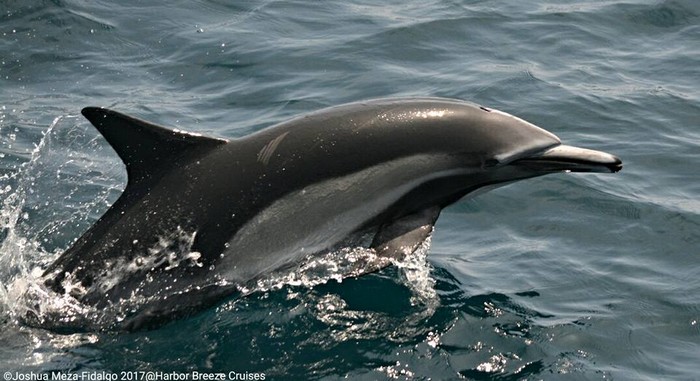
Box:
(512, 145), (623, 173)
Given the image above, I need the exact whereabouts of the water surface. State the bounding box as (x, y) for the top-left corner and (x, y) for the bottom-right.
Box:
(1, 0), (699, 379)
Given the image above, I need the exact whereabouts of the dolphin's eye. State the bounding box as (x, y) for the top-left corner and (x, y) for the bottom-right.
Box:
(479, 106), (492, 112)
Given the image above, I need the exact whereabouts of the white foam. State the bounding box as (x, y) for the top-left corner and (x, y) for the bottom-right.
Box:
(0, 115), (123, 331)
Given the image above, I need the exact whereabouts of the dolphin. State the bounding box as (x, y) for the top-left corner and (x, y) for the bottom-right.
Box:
(41, 97), (621, 330)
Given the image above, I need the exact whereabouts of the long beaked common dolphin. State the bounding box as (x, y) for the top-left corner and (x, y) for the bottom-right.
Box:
(41, 97), (622, 330)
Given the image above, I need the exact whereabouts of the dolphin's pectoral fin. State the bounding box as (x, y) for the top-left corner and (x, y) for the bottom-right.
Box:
(371, 206), (441, 260)
(81, 107), (228, 184)
(120, 283), (239, 331)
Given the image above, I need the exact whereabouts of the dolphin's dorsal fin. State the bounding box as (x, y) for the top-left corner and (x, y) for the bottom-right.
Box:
(82, 107), (228, 184)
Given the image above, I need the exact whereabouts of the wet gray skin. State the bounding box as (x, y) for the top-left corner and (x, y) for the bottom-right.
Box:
(41, 97), (622, 330)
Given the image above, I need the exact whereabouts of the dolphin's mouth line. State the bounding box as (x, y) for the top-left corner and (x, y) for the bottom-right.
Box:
(511, 144), (623, 173)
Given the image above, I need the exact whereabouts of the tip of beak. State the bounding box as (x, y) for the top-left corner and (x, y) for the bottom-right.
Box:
(514, 145), (623, 173)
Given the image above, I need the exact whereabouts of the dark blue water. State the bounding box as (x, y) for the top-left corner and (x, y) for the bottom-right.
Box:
(1, 0), (698, 379)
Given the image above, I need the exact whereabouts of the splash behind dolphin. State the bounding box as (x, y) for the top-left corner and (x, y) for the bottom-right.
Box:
(41, 97), (621, 330)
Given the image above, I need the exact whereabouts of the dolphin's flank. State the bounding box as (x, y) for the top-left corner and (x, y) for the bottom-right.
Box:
(40, 97), (622, 330)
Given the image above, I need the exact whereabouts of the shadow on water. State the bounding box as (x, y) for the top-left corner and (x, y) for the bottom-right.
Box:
(71, 265), (586, 380)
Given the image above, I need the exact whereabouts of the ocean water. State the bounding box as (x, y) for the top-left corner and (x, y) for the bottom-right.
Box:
(1, 0), (698, 379)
